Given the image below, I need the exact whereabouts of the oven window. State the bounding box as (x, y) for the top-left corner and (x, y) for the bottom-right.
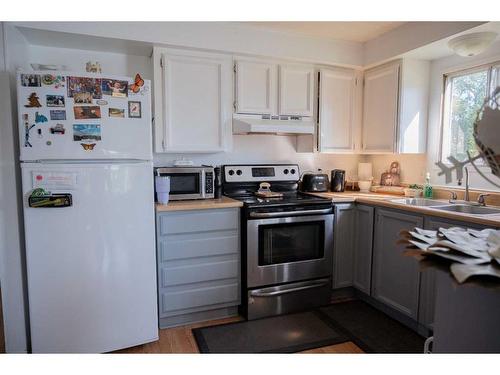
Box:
(168, 173), (200, 194)
(258, 221), (325, 265)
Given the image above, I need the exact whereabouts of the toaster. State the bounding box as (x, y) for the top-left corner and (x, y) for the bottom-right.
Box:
(300, 170), (330, 192)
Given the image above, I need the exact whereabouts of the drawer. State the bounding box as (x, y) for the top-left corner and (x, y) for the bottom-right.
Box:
(161, 260), (238, 287)
(161, 283), (239, 313)
(158, 232), (238, 262)
(158, 209), (239, 236)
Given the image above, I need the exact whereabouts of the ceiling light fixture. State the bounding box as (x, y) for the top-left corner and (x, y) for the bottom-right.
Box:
(448, 32), (498, 57)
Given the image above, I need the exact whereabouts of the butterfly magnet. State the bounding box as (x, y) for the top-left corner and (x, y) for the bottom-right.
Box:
(129, 73), (145, 94)
(80, 143), (96, 151)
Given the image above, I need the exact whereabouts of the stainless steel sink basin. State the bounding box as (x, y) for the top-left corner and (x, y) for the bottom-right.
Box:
(389, 198), (446, 207)
(430, 204), (500, 215)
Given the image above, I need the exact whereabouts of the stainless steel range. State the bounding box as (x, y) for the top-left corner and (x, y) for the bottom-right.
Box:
(222, 164), (334, 320)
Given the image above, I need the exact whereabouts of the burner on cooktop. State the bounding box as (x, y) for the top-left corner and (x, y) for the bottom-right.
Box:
(232, 192), (330, 208)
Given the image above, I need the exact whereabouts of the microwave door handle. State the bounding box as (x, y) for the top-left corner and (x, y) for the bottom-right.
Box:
(200, 171), (206, 198)
(250, 278), (330, 297)
(249, 208), (332, 218)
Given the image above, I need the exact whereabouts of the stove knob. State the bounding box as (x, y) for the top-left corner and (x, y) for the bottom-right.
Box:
(283, 169), (289, 174)
(290, 169), (296, 174)
(236, 169), (242, 176)
(228, 169), (235, 176)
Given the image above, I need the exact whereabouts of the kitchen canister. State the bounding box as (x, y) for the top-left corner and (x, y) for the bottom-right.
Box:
(155, 176), (170, 205)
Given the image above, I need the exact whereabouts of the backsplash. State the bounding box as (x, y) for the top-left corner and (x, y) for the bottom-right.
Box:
(363, 154), (427, 185)
(154, 134), (362, 178)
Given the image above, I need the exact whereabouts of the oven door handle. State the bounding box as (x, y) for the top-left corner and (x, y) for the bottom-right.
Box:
(249, 278), (330, 297)
(249, 208), (332, 218)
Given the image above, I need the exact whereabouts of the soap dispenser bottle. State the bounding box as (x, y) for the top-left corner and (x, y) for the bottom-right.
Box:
(423, 172), (433, 198)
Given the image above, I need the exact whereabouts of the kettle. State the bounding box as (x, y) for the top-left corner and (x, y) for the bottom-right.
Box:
(331, 169), (346, 192)
(300, 169), (329, 192)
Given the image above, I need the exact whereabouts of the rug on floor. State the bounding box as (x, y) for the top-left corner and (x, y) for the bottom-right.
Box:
(318, 300), (426, 353)
(192, 310), (348, 353)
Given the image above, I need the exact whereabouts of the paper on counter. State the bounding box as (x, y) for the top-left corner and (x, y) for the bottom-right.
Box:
(451, 263), (500, 284)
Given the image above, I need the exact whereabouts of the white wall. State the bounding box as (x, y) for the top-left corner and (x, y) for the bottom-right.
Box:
(363, 154), (427, 185)
(13, 22), (364, 68)
(0, 22), (30, 353)
(426, 41), (500, 192)
(27, 45), (153, 79)
(364, 22), (485, 67)
(154, 135), (361, 177)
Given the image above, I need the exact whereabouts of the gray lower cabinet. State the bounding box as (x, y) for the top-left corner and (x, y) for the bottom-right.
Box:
(332, 203), (356, 289)
(352, 204), (374, 294)
(420, 216), (485, 330)
(372, 208), (423, 320)
(156, 208), (240, 328)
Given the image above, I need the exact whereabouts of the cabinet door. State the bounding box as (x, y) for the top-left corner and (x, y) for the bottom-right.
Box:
(157, 49), (232, 153)
(318, 68), (356, 152)
(235, 60), (277, 115)
(332, 204), (355, 289)
(372, 208), (422, 319)
(353, 204), (374, 294)
(279, 64), (315, 117)
(361, 61), (400, 153)
(420, 217), (484, 329)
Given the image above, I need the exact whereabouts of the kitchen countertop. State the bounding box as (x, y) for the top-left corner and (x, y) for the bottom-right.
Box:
(155, 196), (243, 212)
(309, 191), (500, 228)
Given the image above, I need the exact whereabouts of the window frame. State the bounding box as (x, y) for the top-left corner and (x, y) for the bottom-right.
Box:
(439, 61), (499, 165)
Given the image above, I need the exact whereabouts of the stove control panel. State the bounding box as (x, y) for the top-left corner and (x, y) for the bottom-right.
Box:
(223, 165), (299, 182)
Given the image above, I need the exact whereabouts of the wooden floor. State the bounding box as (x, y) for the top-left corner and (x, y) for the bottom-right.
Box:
(114, 315), (364, 354)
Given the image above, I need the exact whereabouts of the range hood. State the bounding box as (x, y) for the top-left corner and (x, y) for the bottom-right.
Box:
(233, 117), (315, 135)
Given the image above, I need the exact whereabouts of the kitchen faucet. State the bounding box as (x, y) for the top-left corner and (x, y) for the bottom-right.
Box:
(449, 167), (489, 206)
(464, 167), (470, 202)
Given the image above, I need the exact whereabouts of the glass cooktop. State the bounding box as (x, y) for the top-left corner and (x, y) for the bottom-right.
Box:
(230, 192), (331, 208)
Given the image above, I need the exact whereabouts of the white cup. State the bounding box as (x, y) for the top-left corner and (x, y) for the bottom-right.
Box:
(155, 176), (170, 205)
(157, 192), (169, 205)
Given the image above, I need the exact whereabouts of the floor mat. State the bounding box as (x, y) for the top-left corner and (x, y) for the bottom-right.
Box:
(318, 300), (426, 353)
(192, 310), (348, 353)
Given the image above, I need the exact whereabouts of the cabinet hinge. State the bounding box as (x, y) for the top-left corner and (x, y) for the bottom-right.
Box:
(355, 77), (358, 86)
(161, 139), (165, 151)
(233, 101), (237, 111)
(233, 63), (237, 73)
(160, 55), (165, 68)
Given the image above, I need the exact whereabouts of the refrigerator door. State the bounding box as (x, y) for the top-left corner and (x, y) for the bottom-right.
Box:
(21, 162), (158, 353)
(18, 71), (152, 161)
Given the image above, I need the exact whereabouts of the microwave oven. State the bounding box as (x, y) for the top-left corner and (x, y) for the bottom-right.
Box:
(155, 166), (214, 200)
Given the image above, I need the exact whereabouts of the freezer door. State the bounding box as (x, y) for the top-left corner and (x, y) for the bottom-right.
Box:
(21, 162), (158, 353)
(18, 71), (152, 161)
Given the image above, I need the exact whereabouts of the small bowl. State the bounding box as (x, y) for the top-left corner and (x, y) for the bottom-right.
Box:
(358, 180), (372, 193)
(404, 188), (423, 197)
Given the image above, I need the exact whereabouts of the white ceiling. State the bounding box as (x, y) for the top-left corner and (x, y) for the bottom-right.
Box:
(241, 22), (406, 43)
(403, 22), (500, 60)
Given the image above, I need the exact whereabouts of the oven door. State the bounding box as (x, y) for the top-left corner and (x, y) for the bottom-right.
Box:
(163, 170), (204, 200)
(246, 212), (333, 288)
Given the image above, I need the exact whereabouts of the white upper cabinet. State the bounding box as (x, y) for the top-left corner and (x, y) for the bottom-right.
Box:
(318, 68), (358, 153)
(361, 59), (429, 154)
(397, 59), (429, 154)
(278, 64), (315, 117)
(234, 60), (277, 115)
(153, 47), (232, 153)
(362, 61), (400, 153)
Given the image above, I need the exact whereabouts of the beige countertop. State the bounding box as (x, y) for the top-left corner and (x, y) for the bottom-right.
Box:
(309, 191), (500, 228)
(155, 191), (500, 227)
(156, 196), (243, 212)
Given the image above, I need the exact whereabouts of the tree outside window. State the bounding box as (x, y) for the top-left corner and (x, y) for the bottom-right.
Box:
(442, 69), (488, 163)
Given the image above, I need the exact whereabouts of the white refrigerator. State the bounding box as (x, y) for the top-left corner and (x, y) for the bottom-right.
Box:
(17, 70), (158, 353)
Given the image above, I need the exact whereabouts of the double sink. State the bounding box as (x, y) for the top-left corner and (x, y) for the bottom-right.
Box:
(389, 198), (500, 215)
